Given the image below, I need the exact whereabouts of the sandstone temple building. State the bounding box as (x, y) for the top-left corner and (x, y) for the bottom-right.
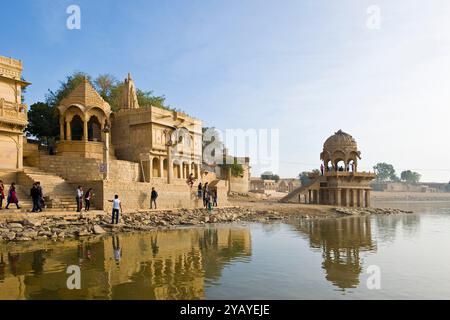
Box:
(281, 130), (375, 207)
(0, 54), (234, 212)
(0, 56), (30, 175)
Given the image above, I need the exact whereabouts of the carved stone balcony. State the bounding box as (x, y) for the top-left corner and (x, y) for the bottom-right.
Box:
(0, 98), (28, 127)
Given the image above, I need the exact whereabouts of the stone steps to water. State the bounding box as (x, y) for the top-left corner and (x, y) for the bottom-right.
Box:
(18, 166), (96, 212)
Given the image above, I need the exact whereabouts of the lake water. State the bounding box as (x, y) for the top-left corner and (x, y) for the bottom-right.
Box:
(1, 201), (450, 300)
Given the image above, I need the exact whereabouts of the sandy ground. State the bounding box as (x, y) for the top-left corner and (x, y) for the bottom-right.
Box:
(229, 196), (335, 217)
(372, 191), (450, 201)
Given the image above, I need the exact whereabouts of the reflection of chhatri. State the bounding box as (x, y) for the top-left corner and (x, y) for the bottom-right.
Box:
(295, 216), (376, 290)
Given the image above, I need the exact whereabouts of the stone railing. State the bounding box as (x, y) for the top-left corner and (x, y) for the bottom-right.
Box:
(0, 98), (28, 124)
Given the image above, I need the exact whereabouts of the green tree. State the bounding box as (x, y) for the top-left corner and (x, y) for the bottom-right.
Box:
(298, 170), (320, 185)
(445, 182), (450, 192)
(261, 172), (280, 182)
(26, 102), (60, 142)
(94, 74), (118, 100)
(373, 163), (399, 181)
(400, 170), (421, 183)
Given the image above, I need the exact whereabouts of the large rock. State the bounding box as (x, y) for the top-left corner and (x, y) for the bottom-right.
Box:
(8, 223), (23, 229)
(22, 230), (38, 239)
(6, 232), (16, 241)
(93, 225), (106, 235)
(24, 218), (43, 227)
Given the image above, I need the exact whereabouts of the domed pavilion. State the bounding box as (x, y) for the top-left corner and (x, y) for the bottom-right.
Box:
(281, 130), (375, 207)
(320, 130), (361, 172)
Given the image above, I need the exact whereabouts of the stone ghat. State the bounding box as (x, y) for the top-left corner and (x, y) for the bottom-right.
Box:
(0, 208), (299, 243)
(334, 207), (413, 215)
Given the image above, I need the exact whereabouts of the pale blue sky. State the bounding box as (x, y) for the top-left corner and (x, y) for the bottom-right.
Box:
(1, 0), (450, 181)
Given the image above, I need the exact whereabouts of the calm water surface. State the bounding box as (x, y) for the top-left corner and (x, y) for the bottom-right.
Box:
(1, 201), (450, 300)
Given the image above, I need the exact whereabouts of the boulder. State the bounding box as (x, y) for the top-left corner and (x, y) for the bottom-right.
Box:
(24, 219), (43, 227)
(93, 225), (106, 235)
(8, 223), (23, 229)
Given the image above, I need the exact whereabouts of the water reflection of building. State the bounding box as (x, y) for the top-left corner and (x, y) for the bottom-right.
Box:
(294, 216), (376, 290)
(0, 227), (251, 300)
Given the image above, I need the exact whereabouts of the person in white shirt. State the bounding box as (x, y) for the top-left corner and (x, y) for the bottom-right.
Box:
(76, 186), (83, 212)
(108, 195), (123, 224)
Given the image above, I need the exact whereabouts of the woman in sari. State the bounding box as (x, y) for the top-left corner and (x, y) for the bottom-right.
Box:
(5, 183), (20, 210)
(0, 180), (4, 210)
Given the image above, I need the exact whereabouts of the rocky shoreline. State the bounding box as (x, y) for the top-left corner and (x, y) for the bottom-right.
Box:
(0, 206), (413, 243)
(334, 207), (413, 215)
(0, 208), (287, 243)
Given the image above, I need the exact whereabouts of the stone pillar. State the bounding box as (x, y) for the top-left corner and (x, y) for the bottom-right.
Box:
(196, 163), (201, 180)
(329, 189), (335, 206)
(335, 189), (341, 206)
(148, 157), (153, 181)
(66, 118), (72, 141)
(167, 148), (173, 184)
(365, 189), (371, 207)
(83, 118), (88, 141)
(308, 190), (312, 204)
(357, 189), (364, 207)
(159, 157), (164, 178)
(345, 189), (351, 207)
(351, 189), (357, 207)
(179, 163), (183, 179)
(17, 134), (23, 170)
(103, 131), (110, 181)
(59, 117), (65, 140)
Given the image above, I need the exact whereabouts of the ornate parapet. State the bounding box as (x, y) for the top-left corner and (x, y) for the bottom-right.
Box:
(0, 56), (23, 80)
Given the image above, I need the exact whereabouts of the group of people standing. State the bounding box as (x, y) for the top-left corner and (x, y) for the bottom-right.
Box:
(197, 182), (218, 210)
(30, 182), (44, 212)
(0, 181), (21, 210)
(75, 186), (95, 213)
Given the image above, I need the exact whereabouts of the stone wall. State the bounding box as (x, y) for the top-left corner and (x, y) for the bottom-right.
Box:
(24, 154), (142, 183)
(109, 160), (142, 182)
(67, 179), (229, 212)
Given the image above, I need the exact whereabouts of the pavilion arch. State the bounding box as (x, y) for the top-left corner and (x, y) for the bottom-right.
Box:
(331, 150), (346, 168)
(87, 115), (102, 142)
(152, 157), (161, 178)
(191, 162), (198, 179)
(163, 159), (168, 178)
(70, 115), (84, 141)
(173, 159), (181, 179)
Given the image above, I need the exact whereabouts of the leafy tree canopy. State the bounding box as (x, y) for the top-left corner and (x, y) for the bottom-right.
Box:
(298, 170), (320, 185)
(400, 170), (421, 184)
(373, 163), (399, 181)
(261, 171), (280, 182)
(26, 102), (59, 141)
(27, 71), (177, 141)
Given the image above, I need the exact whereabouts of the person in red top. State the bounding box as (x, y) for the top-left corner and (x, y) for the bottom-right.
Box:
(0, 180), (5, 210)
(5, 183), (20, 210)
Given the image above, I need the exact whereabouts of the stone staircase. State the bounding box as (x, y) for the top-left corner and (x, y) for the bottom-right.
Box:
(279, 176), (324, 203)
(18, 166), (89, 211)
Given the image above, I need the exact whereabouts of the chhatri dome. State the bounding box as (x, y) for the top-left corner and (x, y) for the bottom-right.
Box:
(320, 130), (361, 171)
